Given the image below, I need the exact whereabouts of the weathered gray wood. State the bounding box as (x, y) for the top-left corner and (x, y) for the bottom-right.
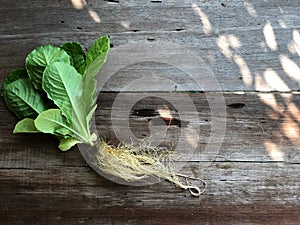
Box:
(1, 93), (300, 224)
(1, 0), (300, 224)
(1, 93), (300, 168)
(1, 0), (300, 91)
(95, 92), (300, 163)
(0, 161), (299, 224)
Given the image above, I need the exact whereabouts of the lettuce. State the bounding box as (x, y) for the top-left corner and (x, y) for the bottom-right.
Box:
(1, 36), (110, 150)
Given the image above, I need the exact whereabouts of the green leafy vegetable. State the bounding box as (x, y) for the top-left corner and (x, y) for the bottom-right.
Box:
(3, 78), (51, 119)
(58, 137), (80, 151)
(1, 36), (207, 196)
(80, 36), (110, 126)
(34, 109), (78, 138)
(2, 36), (110, 151)
(42, 62), (82, 123)
(60, 42), (86, 74)
(26, 45), (71, 90)
(13, 118), (40, 133)
(1, 68), (28, 96)
(42, 61), (92, 143)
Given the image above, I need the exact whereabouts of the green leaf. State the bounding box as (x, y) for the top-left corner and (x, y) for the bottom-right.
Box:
(60, 42), (86, 75)
(35, 109), (66, 134)
(42, 63), (91, 143)
(86, 104), (97, 128)
(81, 36), (110, 122)
(58, 137), (81, 151)
(1, 68), (28, 96)
(42, 61), (82, 123)
(26, 45), (71, 89)
(13, 118), (40, 133)
(35, 109), (88, 142)
(86, 36), (110, 76)
(3, 78), (51, 119)
(55, 127), (73, 137)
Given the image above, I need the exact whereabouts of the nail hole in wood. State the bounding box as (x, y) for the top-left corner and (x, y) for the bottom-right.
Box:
(76, 26), (83, 30)
(132, 109), (158, 117)
(175, 28), (185, 32)
(227, 103), (246, 108)
(105, 0), (119, 3)
(221, 3), (226, 7)
(147, 38), (155, 42)
(259, 118), (267, 123)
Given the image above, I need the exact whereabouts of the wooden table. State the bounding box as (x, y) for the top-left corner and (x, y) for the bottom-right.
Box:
(1, 0), (300, 224)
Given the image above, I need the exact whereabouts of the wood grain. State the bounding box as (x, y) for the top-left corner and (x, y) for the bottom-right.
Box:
(0, 0), (299, 91)
(1, 92), (300, 224)
(1, 0), (300, 224)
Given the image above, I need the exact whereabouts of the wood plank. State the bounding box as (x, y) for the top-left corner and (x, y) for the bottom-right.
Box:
(0, 0), (300, 91)
(1, 93), (300, 168)
(1, 29), (299, 92)
(1, 0), (300, 223)
(1, 0), (299, 34)
(0, 162), (299, 224)
(94, 92), (300, 163)
(1, 92), (300, 224)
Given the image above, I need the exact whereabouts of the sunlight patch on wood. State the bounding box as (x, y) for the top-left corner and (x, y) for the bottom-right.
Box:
(233, 55), (252, 86)
(268, 111), (280, 121)
(244, 2), (257, 17)
(88, 9), (101, 23)
(192, 4), (213, 36)
(292, 29), (300, 56)
(121, 20), (131, 29)
(71, 0), (86, 9)
(255, 72), (270, 91)
(263, 68), (290, 91)
(217, 34), (241, 59)
(280, 93), (292, 103)
(217, 35), (253, 87)
(278, 20), (288, 29)
(258, 93), (279, 112)
(217, 35), (232, 59)
(281, 116), (300, 143)
(228, 34), (241, 49)
(264, 140), (285, 162)
(263, 21), (278, 51)
(287, 102), (300, 122)
(280, 54), (300, 83)
(157, 106), (173, 121)
(293, 29), (300, 44)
